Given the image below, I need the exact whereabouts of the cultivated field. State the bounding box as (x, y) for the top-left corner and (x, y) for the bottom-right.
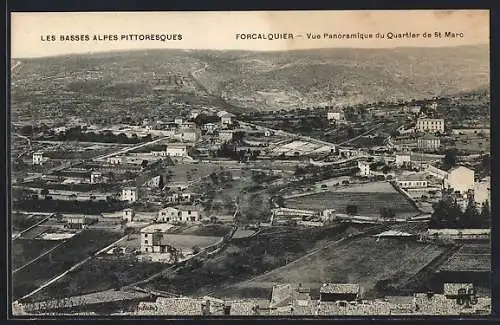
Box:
(13, 229), (123, 301)
(439, 243), (491, 272)
(285, 190), (418, 218)
(12, 239), (61, 270)
(219, 237), (446, 299)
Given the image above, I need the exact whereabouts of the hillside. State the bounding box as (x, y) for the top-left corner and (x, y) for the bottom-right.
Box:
(11, 45), (489, 120)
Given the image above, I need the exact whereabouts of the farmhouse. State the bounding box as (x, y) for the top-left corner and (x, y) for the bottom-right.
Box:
(32, 151), (45, 165)
(157, 206), (202, 223)
(90, 171), (103, 184)
(319, 283), (360, 302)
(416, 118), (444, 133)
(397, 173), (428, 189)
(121, 187), (138, 202)
(140, 223), (173, 253)
(444, 166), (475, 194)
(122, 208), (135, 222)
(357, 161), (371, 176)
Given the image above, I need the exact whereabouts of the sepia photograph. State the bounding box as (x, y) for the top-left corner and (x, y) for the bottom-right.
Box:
(9, 10), (491, 317)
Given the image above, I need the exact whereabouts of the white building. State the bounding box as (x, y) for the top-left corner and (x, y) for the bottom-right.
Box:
(174, 117), (184, 125)
(140, 224), (172, 253)
(203, 123), (218, 133)
(166, 144), (188, 157)
(32, 151), (44, 165)
(327, 110), (344, 121)
(416, 118), (445, 133)
(474, 177), (490, 206)
(395, 153), (411, 167)
(417, 136), (441, 150)
(357, 161), (371, 176)
(157, 206), (201, 223)
(122, 208), (135, 222)
(175, 128), (201, 142)
(397, 174), (428, 189)
(444, 166), (475, 194)
(219, 130), (234, 142)
(220, 113), (233, 126)
(121, 187), (138, 202)
(107, 156), (124, 165)
(90, 171), (103, 184)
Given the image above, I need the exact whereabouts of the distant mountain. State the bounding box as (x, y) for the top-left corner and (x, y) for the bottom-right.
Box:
(12, 45), (489, 113)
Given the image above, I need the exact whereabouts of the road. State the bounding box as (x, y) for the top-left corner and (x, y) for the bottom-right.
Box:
(337, 123), (385, 146)
(93, 136), (170, 160)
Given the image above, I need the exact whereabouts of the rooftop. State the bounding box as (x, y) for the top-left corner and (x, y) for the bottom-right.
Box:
(320, 283), (360, 295)
(140, 223), (174, 233)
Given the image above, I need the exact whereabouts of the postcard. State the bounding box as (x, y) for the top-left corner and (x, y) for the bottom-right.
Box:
(9, 10), (491, 317)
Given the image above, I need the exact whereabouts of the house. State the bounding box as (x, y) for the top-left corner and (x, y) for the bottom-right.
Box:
(417, 136), (441, 150)
(175, 128), (201, 142)
(151, 150), (167, 157)
(203, 123), (218, 133)
(107, 156), (124, 165)
(32, 151), (44, 165)
(474, 177), (490, 206)
(357, 161), (371, 176)
(264, 130), (274, 137)
(416, 118), (445, 133)
(327, 110), (344, 121)
(443, 283), (475, 299)
(140, 224), (174, 253)
(397, 173), (428, 189)
(319, 283), (360, 302)
(64, 215), (97, 229)
(220, 113), (233, 126)
(166, 192), (194, 204)
(122, 208), (135, 222)
(121, 187), (138, 202)
(166, 144), (188, 157)
(219, 130), (234, 142)
(395, 153), (411, 167)
(444, 166), (475, 194)
(174, 117), (184, 125)
(180, 122), (197, 129)
(90, 171), (103, 184)
(146, 175), (162, 188)
(157, 206), (202, 223)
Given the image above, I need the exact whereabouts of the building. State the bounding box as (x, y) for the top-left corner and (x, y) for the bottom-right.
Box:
(121, 187), (138, 202)
(166, 144), (188, 157)
(140, 224), (173, 253)
(474, 177), (490, 206)
(426, 165), (448, 180)
(203, 123), (218, 133)
(32, 151), (44, 165)
(157, 206), (202, 223)
(175, 128), (201, 142)
(357, 161), (371, 176)
(174, 117), (183, 125)
(319, 283), (360, 302)
(90, 171), (103, 184)
(107, 156), (124, 165)
(220, 113), (233, 126)
(397, 173), (428, 189)
(219, 130), (234, 142)
(443, 283), (475, 299)
(417, 136), (441, 150)
(444, 166), (475, 194)
(151, 150), (168, 157)
(122, 208), (135, 222)
(327, 110), (344, 121)
(395, 153), (411, 167)
(416, 118), (445, 133)
(427, 228), (490, 240)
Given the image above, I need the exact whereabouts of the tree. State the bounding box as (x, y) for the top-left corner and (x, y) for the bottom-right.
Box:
(442, 148), (458, 171)
(479, 200), (490, 228)
(192, 245), (201, 255)
(41, 188), (49, 196)
(382, 165), (391, 175)
(141, 160), (149, 169)
(158, 175), (164, 190)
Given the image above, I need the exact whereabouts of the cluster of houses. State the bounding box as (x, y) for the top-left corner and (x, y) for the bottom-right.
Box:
(130, 282), (490, 316)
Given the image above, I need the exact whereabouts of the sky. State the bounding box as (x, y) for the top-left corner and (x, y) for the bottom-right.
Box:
(11, 10), (489, 58)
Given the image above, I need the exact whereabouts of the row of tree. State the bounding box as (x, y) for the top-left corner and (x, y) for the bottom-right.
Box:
(429, 197), (490, 229)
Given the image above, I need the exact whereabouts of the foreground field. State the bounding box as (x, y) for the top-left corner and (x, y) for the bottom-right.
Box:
(285, 190), (418, 218)
(217, 237), (446, 299)
(14, 229), (123, 301)
(12, 239), (60, 270)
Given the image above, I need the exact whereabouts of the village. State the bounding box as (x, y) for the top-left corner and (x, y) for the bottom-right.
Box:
(11, 91), (491, 316)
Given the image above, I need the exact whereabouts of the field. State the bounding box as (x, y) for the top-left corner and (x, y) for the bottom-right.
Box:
(218, 236), (446, 299)
(12, 239), (61, 270)
(439, 243), (491, 272)
(27, 256), (166, 302)
(285, 188), (418, 218)
(12, 212), (50, 232)
(13, 229), (123, 301)
(167, 162), (223, 183)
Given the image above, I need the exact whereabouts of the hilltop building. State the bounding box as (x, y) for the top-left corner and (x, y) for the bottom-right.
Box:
(416, 118), (445, 133)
